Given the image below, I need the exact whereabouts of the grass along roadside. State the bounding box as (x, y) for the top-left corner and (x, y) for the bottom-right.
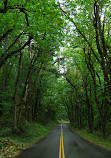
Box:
(71, 128), (111, 151)
(0, 121), (57, 158)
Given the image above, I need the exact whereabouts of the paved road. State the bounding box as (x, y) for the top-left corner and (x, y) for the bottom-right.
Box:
(16, 124), (111, 158)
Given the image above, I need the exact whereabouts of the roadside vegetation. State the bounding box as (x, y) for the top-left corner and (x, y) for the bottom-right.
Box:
(0, 121), (57, 158)
(72, 128), (111, 151)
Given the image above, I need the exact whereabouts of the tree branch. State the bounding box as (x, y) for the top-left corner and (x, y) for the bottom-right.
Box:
(93, 1), (103, 59)
(20, 8), (29, 26)
(0, 28), (14, 42)
(65, 75), (77, 90)
(59, 7), (101, 65)
(96, 73), (101, 86)
(0, 36), (32, 68)
(4, 0), (8, 9)
(0, 5), (29, 26)
(7, 32), (27, 51)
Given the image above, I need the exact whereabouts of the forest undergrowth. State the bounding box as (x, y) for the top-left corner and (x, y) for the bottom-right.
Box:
(70, 125), (111, 151)
(0, 121), (57, 158)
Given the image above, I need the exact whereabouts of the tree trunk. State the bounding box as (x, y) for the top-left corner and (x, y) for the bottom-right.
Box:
(90, 85), (94, 133)
(83, 76), (93, 133)
(0, 36), (8, 116)
(2, 63), (6, 92)
(2, 36), (8, 91)
(14, 52), (22, 129)
(102, 118), (108, 139)
(18, 63), (32, 126)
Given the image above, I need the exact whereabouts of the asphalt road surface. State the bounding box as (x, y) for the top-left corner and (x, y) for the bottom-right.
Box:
(16, 124), (111, 158)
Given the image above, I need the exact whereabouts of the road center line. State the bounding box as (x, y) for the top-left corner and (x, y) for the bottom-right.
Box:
(59, 124), (65, 158)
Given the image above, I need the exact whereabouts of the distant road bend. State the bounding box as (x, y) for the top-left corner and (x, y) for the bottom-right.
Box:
(16, 124), (111, 158)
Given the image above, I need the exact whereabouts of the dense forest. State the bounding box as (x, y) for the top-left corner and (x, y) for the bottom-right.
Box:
(0, 0), (111, 155)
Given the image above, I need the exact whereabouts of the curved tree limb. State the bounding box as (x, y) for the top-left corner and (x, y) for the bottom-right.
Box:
(59, 6), (101, 65)
(0, 28), (14, 42)
(0, 4), (29, 27)
(7, 32), (27, 51)
(0, 36), (32, 68)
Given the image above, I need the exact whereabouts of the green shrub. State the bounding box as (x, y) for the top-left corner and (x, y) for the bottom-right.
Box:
(0, 127), (13, 136)
(25, 123), (49, 138)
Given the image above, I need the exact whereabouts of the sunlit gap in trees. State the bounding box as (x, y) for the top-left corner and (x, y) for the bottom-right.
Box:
(53, 47), (67, 75)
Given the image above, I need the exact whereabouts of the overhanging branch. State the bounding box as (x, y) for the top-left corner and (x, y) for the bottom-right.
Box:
(0, 28), (14, 42)
(7, 32), (27, 51)
(0, 36), (32, 68)
(59, 7), (101, 65)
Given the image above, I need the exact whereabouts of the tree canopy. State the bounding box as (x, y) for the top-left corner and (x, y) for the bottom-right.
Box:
(0, 0), (111, 140)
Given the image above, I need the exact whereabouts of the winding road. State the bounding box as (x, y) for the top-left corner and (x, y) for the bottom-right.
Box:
(16, 124), (111, 158)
